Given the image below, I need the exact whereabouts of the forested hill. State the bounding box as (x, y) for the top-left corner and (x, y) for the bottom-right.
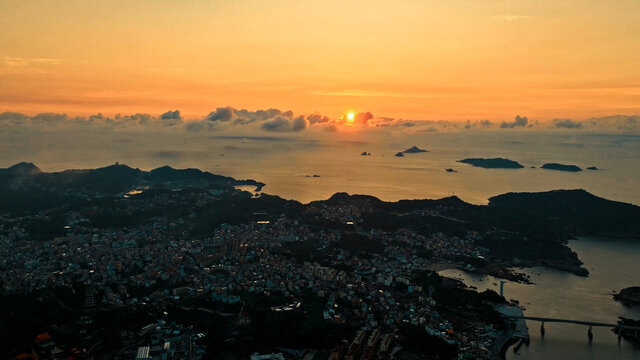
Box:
(489, 189), (640, 237)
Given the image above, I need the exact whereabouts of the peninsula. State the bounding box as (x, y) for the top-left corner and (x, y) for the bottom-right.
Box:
(614, 287), (640, 308)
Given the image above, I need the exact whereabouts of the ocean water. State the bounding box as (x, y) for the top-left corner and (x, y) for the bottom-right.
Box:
(440, 237), (640, 360)
(0, 130), (640, 204)
(1, 129), (639, 205)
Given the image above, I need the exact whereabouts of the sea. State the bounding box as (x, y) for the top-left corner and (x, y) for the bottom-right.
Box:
(2, 129), (639, 206)
(440, 237), (640, 359)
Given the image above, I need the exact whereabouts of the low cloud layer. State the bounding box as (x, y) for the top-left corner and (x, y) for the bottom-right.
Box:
(553, 118), (582, 129)
(501, 115), (529, 128)
(1, 108), (639, 135)
(262, 115), (307, 132)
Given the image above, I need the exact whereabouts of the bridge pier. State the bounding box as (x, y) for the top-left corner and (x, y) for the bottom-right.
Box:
(588, 325), (593, 343)
(540, 321), (545, 337)
(618, 327), (621, 344)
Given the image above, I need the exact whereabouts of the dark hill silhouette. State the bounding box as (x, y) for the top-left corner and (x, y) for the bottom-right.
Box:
(489, 189), (640, 236)
(7, 162), (42, 175)
(0, 162), (265, 196)
(43, 164), (142, 193)
(0, 162), (42, 186)
(148, 165), (235, 183)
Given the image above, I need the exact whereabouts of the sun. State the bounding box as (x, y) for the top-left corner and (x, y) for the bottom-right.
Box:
(346, 112), (355, 122)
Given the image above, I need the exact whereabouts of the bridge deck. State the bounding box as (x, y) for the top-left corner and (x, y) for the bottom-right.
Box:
(506, 316), (640, 331)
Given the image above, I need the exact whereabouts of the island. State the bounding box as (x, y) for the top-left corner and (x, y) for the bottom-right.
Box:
(587, 166), (598, 170)
(361, 151), (371, 156)
(402, 146), (428, 153)
(394, 152), (404, 157)
(445, 168), (458, 173)
(614, 287), (640, 308)
(457, 158), (524, 169)
(541, 163), (582, 172)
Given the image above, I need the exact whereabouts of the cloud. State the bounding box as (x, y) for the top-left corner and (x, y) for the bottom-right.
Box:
(262, 115), (308, 132)
(31, 112), (68, 124)
(110, 113), (153, 126)
(186, 107), (339, 133)
(479, 120), (492, 127)
(311, 89), (449, 99)
(553, 118), (582, 129)
(159, 110), (182, 126)
(307, 114), (330, 124)
(205, 107), (234, 122)
(7, 106), (638, 135)
(0, 56), (60, 75)
(583, 115), (640, 132)
(492, 14), (530, 22)
(323, 124), (338, 132)
(465, 119), (493, 129)
(0, 111), (29, 124)
(233, 108), (285, 125)
(501, 115), (529, 128)
(3, 56), (60, 67)
(160, 110), (181, 120)
(354, 111), (374, 125)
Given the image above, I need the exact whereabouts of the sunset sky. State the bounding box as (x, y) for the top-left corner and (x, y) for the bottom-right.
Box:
(2, 0), (640, 121)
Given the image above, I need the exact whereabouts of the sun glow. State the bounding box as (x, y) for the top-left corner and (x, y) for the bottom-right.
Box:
(346, 112), (355, 122)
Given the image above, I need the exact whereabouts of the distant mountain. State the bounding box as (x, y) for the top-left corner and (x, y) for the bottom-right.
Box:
(7, 162), (42, 175)
(489, 189), (640, 236)
(0, 162), (42, 185)
(403, 146), (428, 153)
(458, 158), (524, 169)
(541, 163), (582, 172)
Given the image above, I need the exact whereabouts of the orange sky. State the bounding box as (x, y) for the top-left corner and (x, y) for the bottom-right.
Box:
(1, 0), (640, 121)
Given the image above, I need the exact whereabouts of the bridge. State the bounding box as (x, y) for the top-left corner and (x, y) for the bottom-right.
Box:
(508, 316), (640, 331)
(505, 315), (640, 342)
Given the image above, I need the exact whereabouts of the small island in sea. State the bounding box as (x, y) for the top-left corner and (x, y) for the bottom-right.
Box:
(614, 287), (640, 308)
(402, 146), (428, 153)
(541, 163), (583, 172)
(587, 166), (599, 170)
(394, 152), (404, 157)
(457, 158), (524, 169)
(445, 168), (458, 173)
(361, 151), (371, 156)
